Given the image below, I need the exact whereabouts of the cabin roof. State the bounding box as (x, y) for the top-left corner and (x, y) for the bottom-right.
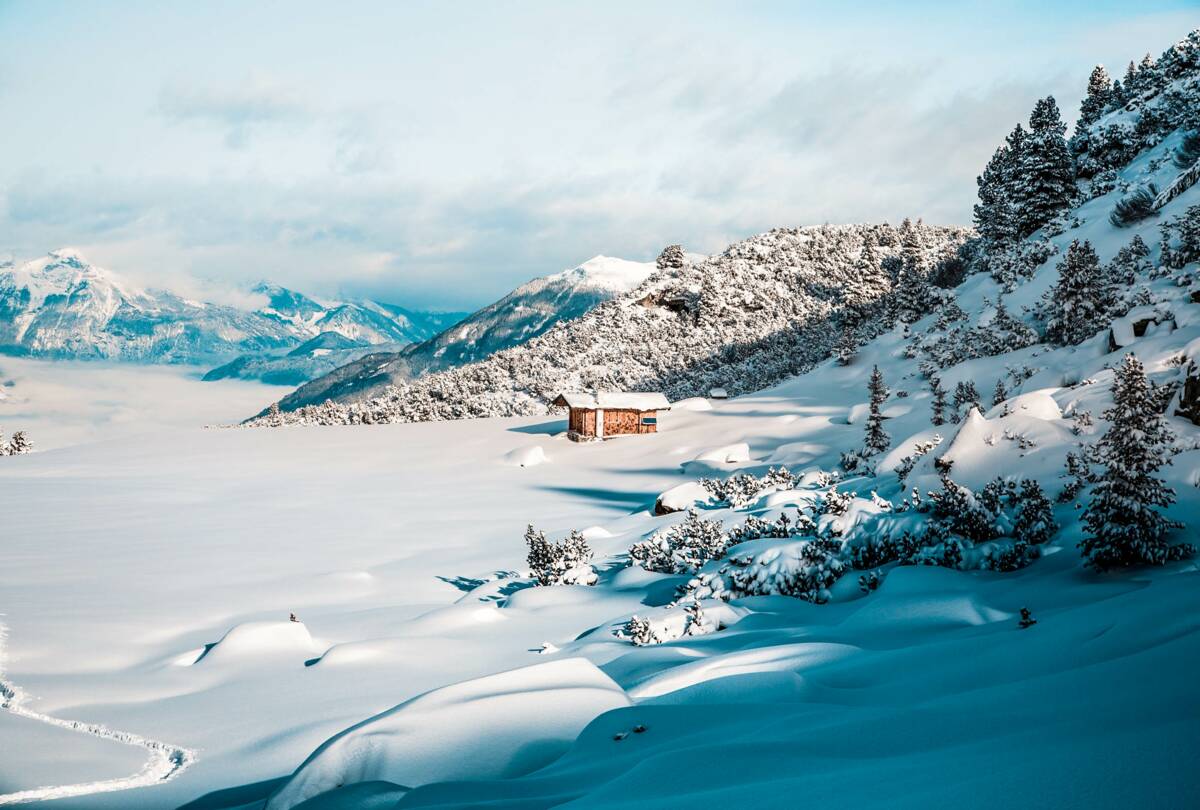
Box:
(551, 392), (671, 411)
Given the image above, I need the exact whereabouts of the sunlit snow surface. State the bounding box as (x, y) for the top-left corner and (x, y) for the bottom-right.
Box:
(1, 324), (1199, 807)
(2, 122), (1200, 806)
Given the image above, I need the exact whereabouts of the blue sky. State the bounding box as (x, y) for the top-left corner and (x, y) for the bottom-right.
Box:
(1, 1), (1196, 309)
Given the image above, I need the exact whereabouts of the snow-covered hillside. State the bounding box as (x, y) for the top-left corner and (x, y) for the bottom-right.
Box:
(254, 225), (972, 423)
(275, 255), (657, 411)
(3, 26), (1200, 810)
(201, 333), (403, 387)
(0, 251), (461, 366)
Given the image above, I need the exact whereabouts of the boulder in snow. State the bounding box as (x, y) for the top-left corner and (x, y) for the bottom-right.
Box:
(654, 481), (714, 515)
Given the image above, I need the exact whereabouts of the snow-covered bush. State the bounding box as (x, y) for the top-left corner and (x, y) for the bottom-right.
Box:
(1, 429), (33, 456)
(619, 615), (659, 646)
(688, 539), (847, 604)
(1109, 184), (1159, 227)
(629, 509), (727, 575)
(526, 525), (597, 586)
(929, 475), (998, 542)
(699, 467), (796, 508)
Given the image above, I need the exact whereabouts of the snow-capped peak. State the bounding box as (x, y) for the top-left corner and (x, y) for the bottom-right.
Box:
(552, 255), (656, 293)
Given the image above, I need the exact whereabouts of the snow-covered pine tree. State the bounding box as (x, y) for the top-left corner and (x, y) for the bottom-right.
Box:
(1044, 239), (1112, 346)
(974, 125), (1026, 245)
(1014, 479), (1057, 545)
(1122, 60), (1140, 97)
(1080, 354), (1192, 569)
(7, 431), (32, 455)
(992, 378), (1008, 408)
(656, 244), (686, 271)
(1137, 52), (1163, 94)
(930, 377), (948, 426)
(864, 365), (891, 455)
(1173, 203), (1200, 264)
(1015, 97), (1076, 235)
(953, 380), (982, 420)
(1078, 65), (1114, 131)
(891, 261), (933, 324)
(835, 328), (857, 366)
(1108, 234), (1153, 284)
(1111, 77), (1126, 106)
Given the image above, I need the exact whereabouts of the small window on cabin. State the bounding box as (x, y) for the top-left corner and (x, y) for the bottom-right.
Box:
(640, 416), (657, 425)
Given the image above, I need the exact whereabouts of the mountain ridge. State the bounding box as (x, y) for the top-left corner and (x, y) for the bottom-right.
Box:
(0, 250), (463, 365)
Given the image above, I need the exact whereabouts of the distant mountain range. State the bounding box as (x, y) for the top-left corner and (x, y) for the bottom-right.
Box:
(272, 255), (657, 408)
(0, 250), (464, 365)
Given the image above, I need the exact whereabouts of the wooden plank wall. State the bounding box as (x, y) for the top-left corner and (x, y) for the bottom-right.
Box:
(603, 409), (657, 435)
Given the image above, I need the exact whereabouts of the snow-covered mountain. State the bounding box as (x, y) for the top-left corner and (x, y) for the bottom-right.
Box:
(254, 224), (972, 422)
(273, 255), (658, 410)
(6, 28), (1200, 810)
(201, 332), (400, 386)
(0, 251), (462, 365)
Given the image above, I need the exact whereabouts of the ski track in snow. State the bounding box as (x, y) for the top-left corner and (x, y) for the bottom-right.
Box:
(0, 621), (195, 805)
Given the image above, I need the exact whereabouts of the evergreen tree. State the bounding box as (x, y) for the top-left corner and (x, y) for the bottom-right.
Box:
(1122, 60), (1140, 96)
(992, 378), (1008, 408)
(835, 328), (857, 366)
(1108, 234), (1152, 285)
(891, 260), (933, 324)
(864, 365), (891, 455)
(842, 241), (890, 321)
(7, 431), (31, 455)
(1137, 53), (1163, 94)
(656, 244), (686, 271)
(930, 377), (948, 426)
(1013, 479), (1057, 546)
(1044, 240), (1112, 346)
(974, 125), (1026, 244)
(1078, 65), (1114, 130)
(1080, 354), (1192, 569)
(1014, 97), (1076, 235)
(1111, 78), (1125, 107)
(953, 380), (982, 420)
(1174, 203), (1200, 264)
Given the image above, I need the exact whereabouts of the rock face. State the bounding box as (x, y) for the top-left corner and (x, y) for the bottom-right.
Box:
(0, 250), (462, 365)
(1176, 361), (1200, 426)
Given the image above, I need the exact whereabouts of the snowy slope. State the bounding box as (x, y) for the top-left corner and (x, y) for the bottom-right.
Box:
(0, 251), (462, 366)
(277, 255), (658, 411)
(201, 332), (401, 387)
(258, 225), (971, 422)
(3, 27), (1200, 810)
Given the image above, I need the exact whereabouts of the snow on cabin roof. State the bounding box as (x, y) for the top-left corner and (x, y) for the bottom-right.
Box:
(552, 392), (671, 411)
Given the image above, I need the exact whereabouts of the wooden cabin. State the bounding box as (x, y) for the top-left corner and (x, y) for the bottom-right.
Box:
(551, 392), (671, 442)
